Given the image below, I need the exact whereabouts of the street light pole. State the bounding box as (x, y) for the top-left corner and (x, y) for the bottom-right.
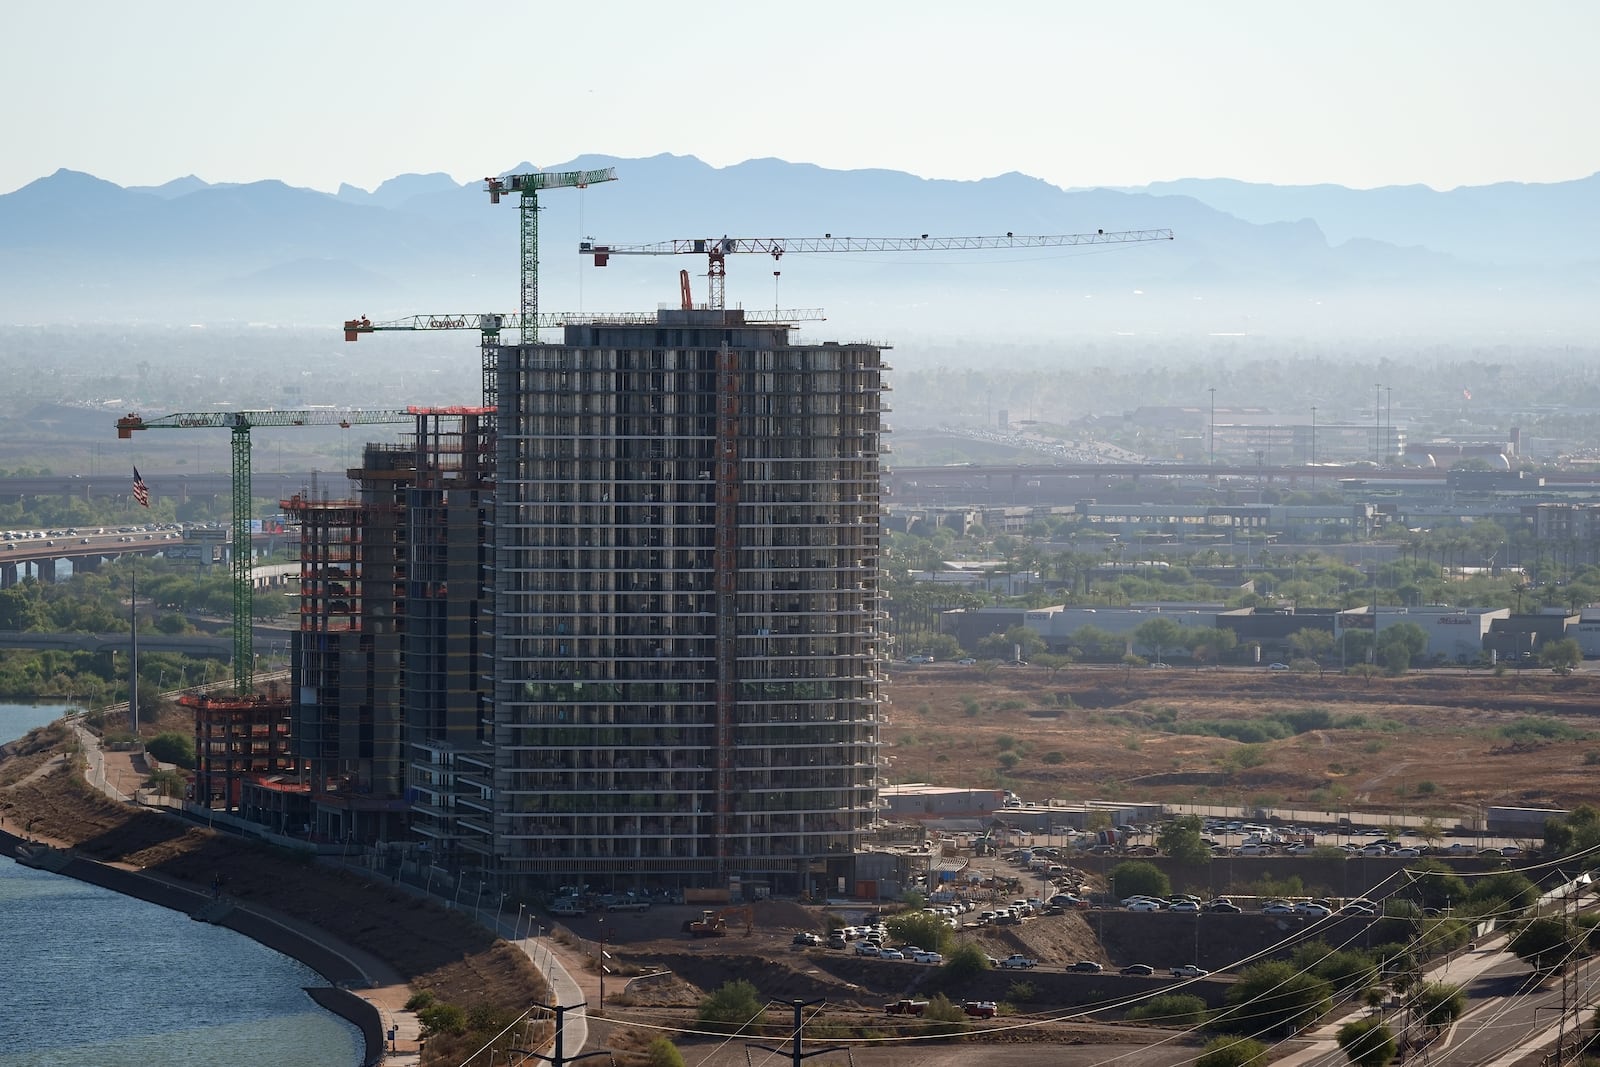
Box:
(1310, 406), (1317, 489)
(1209, 386), (1216, 468)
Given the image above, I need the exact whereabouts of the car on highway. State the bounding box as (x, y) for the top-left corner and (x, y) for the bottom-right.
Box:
(879, 948), (905, 960)
(1120, 963), (1155, 976)
(999, 954), (1037, 969)
(854, 943), (880, 957)
(1267, 662), (1290, 670)
(956, 657), (977, 665)
(1262, 902), (1297, 915)
(1068, 961), (1103, 973)
(1170, 965), (1210, 978)
(1168, 900), (1200, 913)
(962, 1001), (998, 1018)
(1295, 903), (1333, 918)
(792, 932), (820, 946)
(1127, 899), (1163, 912)
(912, 950), (943, 964)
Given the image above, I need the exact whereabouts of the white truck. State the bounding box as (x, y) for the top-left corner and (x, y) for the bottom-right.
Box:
(999, 954), (1038, 969)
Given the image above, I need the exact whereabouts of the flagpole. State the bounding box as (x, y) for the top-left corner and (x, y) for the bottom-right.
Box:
(129, 557), (138, 737)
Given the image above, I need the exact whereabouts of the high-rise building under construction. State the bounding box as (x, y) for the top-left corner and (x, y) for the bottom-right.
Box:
(473, 308), (887, 895)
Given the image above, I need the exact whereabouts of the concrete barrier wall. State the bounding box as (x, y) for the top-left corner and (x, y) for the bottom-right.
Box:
(0, 830), (377, 1065)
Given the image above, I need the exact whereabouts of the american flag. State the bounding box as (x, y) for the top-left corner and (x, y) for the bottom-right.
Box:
(132, 467), (149, 508)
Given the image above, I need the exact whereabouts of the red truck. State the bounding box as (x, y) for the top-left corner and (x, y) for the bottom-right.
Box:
(962, 1001), (998, 1018)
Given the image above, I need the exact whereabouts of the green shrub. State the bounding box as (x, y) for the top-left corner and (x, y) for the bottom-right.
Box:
(940, 943), (991, 982)
(1125, 993), (1208, 1025)
(698, 979), (765, 1033)
(921, 993), (968, 1036)
(145, 730), (195, 769)
(1007, 980), (1037, 1002)
(417, 1002), (467, 1036)
(1195, 1035), (1269, 1067)
(647, 1036), (686, 1067)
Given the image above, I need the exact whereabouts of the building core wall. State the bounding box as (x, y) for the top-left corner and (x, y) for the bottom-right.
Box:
(487, 313), (886, 892)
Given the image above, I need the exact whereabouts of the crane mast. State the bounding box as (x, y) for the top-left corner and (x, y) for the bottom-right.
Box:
(483, 168), (618, 414)
(582, 228), (1176, 310)
(116, 407), (418, 693)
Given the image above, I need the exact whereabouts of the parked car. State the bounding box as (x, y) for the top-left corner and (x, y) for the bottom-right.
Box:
(1170, 964), (1210, 978)
(1068, 960), (1104, 973)
(1120, 963), (1156, 976)
(884, 999), (928, 1016)
(962, 1001), (998, 1018)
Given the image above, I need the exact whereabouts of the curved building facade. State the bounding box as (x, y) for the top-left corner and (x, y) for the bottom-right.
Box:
(483, 310), (886, 894)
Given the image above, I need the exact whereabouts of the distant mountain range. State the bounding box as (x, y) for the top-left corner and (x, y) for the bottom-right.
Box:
(1, 155), (1594, 338)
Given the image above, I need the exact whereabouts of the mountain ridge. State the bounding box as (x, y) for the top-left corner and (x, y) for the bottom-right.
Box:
(0, 156), (1591, 337)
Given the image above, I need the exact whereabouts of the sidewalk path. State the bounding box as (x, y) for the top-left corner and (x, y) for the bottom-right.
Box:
(1271, 934), (1514, 1067)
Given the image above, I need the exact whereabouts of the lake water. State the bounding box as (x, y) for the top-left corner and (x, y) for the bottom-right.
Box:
(0, 703), (362, 1066)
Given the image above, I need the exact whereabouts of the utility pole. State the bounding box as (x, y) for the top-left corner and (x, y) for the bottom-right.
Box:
(748, 998), (847, 1067)
(1375, 383), (1382, 464)
(1386, 386), (1392, 462)
(1310, 406), (1318, 489)
(1208, 386), (1216, 468)
(128, 560), (139, 736)
(510, 1002), (610, 1067)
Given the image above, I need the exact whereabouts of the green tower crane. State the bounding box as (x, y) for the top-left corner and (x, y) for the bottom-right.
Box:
(481, 167), (617, 410)
(117, 407), (416, 694)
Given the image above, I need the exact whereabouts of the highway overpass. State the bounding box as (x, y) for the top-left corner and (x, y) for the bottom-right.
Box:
(0, 625), (296, 660)
(0, 470), (327, 504)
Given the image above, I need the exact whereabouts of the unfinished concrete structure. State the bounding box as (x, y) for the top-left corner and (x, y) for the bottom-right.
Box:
(481, 308), (887, 895)
(282, 409), (491, 847)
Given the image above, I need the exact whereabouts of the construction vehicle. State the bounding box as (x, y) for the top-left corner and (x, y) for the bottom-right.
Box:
(685, 905), (754, 938)
(115, 407), (420, 693)
(581, 229), (1175, 310)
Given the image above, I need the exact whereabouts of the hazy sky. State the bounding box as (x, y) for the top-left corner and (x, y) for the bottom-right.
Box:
(3, 1), (1595, 196)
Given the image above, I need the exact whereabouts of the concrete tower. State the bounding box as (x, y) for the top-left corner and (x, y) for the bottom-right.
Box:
(481, 308), (886, 896)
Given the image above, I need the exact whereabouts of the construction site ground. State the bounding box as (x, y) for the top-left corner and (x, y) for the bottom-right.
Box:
(6, 664), (1599, 1064)
(884, 663), (1600, 815)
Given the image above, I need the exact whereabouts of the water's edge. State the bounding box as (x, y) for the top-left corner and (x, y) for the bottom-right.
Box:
(0, 825), (378, 1066)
